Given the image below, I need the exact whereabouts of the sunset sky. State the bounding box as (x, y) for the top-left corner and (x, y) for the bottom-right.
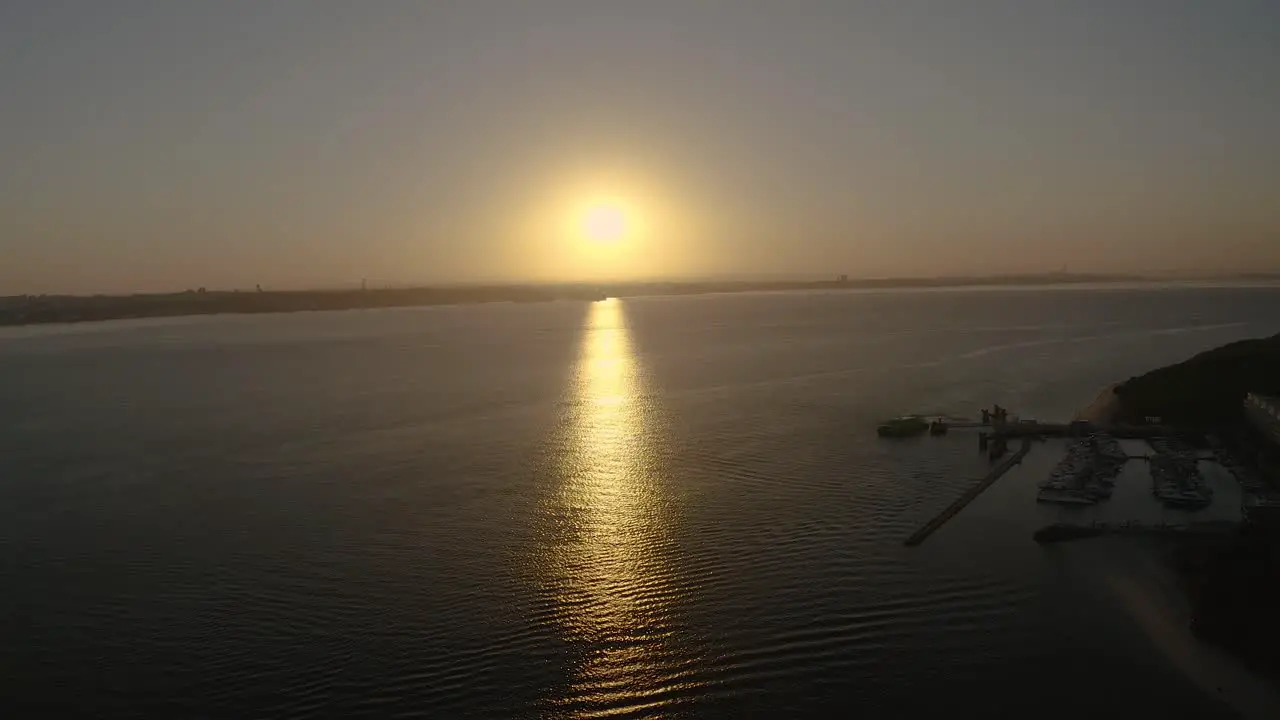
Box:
(3, 1), (1278, 294)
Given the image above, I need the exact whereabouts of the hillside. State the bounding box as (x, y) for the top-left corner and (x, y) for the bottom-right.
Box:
(1113, 333), (1280, 426)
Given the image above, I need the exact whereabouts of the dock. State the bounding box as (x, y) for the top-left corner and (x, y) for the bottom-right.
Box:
(1034, 520), (1238, 544)
(986, 421), (1182, 440)
(904, 437), (1032, 546)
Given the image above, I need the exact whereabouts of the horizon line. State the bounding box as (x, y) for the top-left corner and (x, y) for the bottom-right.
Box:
(9, 270), (1280, 299)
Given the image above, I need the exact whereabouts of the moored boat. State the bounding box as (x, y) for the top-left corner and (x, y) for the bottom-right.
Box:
(877, 416), (930, 438)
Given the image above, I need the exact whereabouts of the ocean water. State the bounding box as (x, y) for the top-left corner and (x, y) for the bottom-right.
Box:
(3, 284), (1280, 718)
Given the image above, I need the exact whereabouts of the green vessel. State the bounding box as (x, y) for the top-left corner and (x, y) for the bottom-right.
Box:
(877, 416), (930, 438)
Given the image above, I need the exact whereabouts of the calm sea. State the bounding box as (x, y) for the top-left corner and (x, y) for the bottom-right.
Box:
(4, 284), (1280, 718)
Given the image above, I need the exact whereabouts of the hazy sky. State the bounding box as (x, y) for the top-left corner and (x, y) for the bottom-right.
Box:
(3, 1), (1278, 293)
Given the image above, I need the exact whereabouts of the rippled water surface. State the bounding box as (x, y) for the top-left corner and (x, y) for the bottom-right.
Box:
(4, 285), (1280, 718)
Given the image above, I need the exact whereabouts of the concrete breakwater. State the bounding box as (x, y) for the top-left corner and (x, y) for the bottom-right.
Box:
(904, 438), (1032, 547)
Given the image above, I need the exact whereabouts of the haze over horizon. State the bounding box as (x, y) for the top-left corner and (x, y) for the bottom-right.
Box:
(3, 1), (1279, 295)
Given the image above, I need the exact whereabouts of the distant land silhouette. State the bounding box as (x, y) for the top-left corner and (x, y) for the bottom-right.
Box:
(2, 272), (1277, 327)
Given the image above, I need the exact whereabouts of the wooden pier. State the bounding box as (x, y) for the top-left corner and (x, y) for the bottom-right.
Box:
(904, 437), (1033, 546)
(1034, 520), (1238, 544)
(985, 421), (1181, 440)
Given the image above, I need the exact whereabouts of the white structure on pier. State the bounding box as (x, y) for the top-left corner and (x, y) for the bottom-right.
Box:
(1245, 392), (1280, 447)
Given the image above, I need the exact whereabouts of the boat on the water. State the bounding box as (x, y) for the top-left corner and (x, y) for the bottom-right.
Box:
(877, 416), (930, 438)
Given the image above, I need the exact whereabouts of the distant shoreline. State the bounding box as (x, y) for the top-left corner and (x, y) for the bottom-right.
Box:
(3, 273), (1277, 328)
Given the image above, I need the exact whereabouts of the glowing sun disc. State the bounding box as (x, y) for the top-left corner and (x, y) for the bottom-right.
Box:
(581, 204), (628, 242)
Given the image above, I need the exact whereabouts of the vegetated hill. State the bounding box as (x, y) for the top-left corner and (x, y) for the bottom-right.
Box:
(1113, 333), (1280, 426)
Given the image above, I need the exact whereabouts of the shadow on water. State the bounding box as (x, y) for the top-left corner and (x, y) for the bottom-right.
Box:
(1073, 538), (1280, 720)
(528, 299), (703, 718)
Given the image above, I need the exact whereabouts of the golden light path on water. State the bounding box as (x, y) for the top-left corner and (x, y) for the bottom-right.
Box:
(538, 299), (697, 718)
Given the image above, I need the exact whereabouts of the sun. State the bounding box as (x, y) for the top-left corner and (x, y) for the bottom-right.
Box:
(580, 203), (628, 243)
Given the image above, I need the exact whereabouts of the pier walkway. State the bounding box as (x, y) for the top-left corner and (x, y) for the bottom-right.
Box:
(945, 421), (1179, 440)
(988, 422), (1179, 439)
(1034, 520), (1238, 544)
(904, 437), (1032, 546)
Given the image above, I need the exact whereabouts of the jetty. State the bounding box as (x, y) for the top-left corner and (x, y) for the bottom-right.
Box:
(984, 421), (1183, 440)
(904, 437), (1033, 546)
(1033, 520), (1237, 544)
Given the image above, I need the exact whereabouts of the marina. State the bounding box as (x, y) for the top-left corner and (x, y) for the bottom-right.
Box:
(1035, 432), (1126, 505)
(891, 403), (1260, 546)
(1149, 438), (1213, 510)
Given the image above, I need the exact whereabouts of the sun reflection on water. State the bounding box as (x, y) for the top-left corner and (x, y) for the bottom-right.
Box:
(537, 299), (695, 717)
